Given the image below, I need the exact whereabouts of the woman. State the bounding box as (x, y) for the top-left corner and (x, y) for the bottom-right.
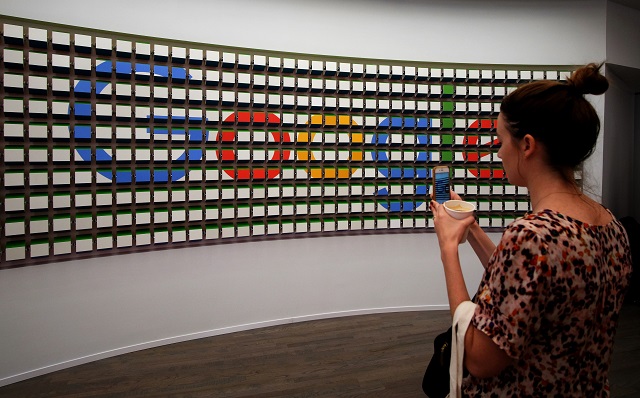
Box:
(429, 63), (633, 397)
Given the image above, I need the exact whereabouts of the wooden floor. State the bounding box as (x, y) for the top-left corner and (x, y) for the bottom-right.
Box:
(1, 304), (639, 398)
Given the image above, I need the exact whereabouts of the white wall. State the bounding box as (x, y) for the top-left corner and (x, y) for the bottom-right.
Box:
(607, 1), (640, 70)
(604, 2), (640, 219)
(0, 0), (606, 65)
(603, 67), (637, 218)
(0, 0), (616, 387)
(0, 234), (490, 385)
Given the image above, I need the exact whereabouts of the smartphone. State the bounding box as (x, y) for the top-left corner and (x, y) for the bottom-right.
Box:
(433, 166), (451, 204)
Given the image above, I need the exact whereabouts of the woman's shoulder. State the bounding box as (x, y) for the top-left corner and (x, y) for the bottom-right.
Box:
(500, 210), (580, 248)
(493, 214), (552, 254)
(504, 208), (627, 245)
(510, 208), (615, 229)
(504, 210), (560, 235)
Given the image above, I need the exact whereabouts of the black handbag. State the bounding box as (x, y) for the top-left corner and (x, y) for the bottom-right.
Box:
(422, 326), (452, 398)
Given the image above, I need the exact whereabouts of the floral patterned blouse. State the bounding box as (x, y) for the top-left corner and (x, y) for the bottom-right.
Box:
(464, 209), (632, 397)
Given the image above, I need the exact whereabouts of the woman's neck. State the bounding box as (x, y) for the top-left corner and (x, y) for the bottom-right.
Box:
(526, 170), (611, 226)
(527, 171), (581, 213)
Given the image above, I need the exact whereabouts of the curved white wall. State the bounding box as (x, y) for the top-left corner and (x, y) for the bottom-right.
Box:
(0, 0), (614, 387)
(0, 234), (490, 385)
(0, 0), (606, 65)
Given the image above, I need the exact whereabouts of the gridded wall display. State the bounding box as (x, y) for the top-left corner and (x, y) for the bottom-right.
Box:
(0, 16), (574, 269)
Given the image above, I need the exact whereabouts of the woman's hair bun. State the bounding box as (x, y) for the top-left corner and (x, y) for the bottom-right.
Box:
(566, 62), (609, 95)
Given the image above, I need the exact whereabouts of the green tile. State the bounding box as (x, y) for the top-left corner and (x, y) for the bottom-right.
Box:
(443, 85), (455, 96)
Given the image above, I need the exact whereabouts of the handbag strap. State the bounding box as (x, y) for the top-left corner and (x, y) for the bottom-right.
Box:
(448, 301), (478, 398)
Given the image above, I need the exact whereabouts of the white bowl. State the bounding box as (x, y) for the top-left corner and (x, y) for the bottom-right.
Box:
(443, 200), (476, 243)
(443, 200), (476, 220)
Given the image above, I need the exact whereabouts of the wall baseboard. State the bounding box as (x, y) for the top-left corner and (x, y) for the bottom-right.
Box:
(0, 305), (448, 388)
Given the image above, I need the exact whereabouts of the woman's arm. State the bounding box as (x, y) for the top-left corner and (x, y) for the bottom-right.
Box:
(440, 190), (496, 269)
(432, 200), (513, 378)
(467, 223), (497, 269)
(464, 321), (514, 378)
(441, 245), (514, 378)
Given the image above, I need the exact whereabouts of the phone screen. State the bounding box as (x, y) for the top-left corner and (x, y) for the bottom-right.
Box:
(434, 169), (450, 204)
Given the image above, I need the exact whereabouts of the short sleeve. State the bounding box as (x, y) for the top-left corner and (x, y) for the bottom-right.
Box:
(471, 223), (550, 359)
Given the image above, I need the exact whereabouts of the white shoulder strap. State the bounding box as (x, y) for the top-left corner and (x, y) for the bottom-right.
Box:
(448, 301), (478, 398)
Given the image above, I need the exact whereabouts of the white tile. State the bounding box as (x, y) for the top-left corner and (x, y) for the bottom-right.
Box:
(155, 230), (170, 243)
(135, 232), (151, 246)
(96, 36), (112, 52)
(222, 52), (235, 66)
(205, 50), (219, 64)
(47, 30), (68, 48)
(116, 234), (133, 248)
(53, 217), (71, 231)
(253, 54), (266, 69)
(189, 48), (203, 62)
(30, 242), (50, 258)
(3, 73), (24, 90)
(28, 99), (47, 114)
(153, 44), (169, 60)
(29, 172), (48, 186)
(5, 221), (25, 236)
(76, 238), (93, 252)
(4, 49), (25, 68)
(4, 23), (24, 41)
(283, 57), (295, 70)
(238, 54), (252, 67)
(325, 61), (337, 74)
(136, 42), (151, 58)
(269, 56), (281, 70)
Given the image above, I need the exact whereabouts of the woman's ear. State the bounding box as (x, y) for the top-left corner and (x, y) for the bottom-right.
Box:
(521, 134), (537, 159)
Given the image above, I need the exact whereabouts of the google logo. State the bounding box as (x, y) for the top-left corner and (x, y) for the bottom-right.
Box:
(70, 61), (498, 212)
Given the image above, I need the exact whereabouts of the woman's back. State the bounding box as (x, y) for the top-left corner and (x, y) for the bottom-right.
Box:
(465, 209), (632, 397)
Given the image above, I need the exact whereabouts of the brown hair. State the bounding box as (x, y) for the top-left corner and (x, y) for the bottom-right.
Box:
(499, 63), (609, 171)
